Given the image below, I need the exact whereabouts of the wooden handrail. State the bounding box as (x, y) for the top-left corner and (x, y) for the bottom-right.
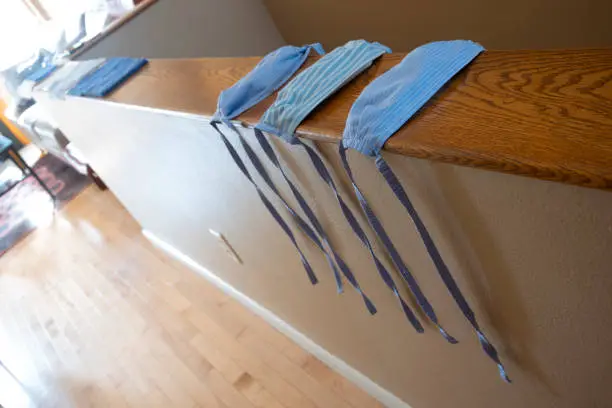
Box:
(103, 50), (612, 191)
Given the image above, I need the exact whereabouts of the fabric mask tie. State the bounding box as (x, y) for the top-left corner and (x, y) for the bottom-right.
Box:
(211, 121), (317, 285)
(254, 40), (429, 331)
(224, 121), (370, 308)
(341, 40), (510, 382)
(212, 44), (373, 310)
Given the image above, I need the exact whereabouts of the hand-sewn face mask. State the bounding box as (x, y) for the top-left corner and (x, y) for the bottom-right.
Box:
(211, 43), (377, 315)
(256, 40), (390, 142)
(212, 43), (324, 124)
(339, 40), (510, 382)
(252, 40), (441, 334)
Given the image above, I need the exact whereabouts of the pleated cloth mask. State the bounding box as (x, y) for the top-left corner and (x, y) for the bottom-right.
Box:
(210, 43), (377, 315)
(339, 39), (510, 382)
(251, 39), (447, 333)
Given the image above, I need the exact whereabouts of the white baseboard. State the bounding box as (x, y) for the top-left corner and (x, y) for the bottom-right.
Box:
(143, 230), (411, 408)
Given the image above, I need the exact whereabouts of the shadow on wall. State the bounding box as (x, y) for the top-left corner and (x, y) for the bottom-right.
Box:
(429, 164), (557, 395)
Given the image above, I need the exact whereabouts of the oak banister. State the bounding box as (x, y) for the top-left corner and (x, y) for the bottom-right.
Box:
(101, 50), (612, 191)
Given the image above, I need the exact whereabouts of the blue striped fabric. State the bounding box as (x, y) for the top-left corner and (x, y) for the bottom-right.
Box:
(343, 40), (484, 156)
(256, 40), (390, 142)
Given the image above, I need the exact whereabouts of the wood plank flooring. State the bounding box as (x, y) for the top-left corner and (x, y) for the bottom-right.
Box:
(0, 187), (383, 408)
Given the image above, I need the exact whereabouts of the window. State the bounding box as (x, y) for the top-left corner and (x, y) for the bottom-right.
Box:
(0, 0), (130, 69)
(0, 1), (42, 70)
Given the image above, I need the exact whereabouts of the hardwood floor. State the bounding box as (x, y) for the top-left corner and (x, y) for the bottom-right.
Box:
(0, 187), (382, 408)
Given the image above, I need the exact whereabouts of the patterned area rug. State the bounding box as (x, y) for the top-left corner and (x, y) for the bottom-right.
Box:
(0, 154), (91, 255)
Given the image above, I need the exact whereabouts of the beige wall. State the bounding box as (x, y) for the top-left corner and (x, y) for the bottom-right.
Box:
(263, 0), (612, 51)
(75, 0), (285, 60)
(38, 94), (612, 408)
(74, 0), (612, 60)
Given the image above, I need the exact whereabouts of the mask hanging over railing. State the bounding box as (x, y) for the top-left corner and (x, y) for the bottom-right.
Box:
(254, 39), (436, 334)
(210, 43), (377, 315)
(212, 38), (510, 383)
(339, 39), (510, 382)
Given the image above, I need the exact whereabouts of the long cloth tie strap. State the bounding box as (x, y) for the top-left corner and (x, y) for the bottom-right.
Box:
(238, 125), (376, 314)
(338, 143), (457, 343)
(273, 133), (428, 330)
(375, 154), (510, 382)
(210, 121), (318, 285)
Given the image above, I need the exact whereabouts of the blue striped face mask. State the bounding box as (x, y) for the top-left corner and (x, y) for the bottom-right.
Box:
(339, 40), (510, 382)
(252, 41), (446, 335)
(210, 43), (377, 315)
(256, 40), (391, 142)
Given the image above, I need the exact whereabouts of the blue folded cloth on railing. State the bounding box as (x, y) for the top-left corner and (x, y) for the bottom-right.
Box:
(25, 64), (58, 83)
(68, 57), (148, 97)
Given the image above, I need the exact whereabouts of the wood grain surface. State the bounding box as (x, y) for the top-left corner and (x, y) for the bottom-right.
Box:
(103, 50), (612, 190)
(0, 187), (382, 407)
